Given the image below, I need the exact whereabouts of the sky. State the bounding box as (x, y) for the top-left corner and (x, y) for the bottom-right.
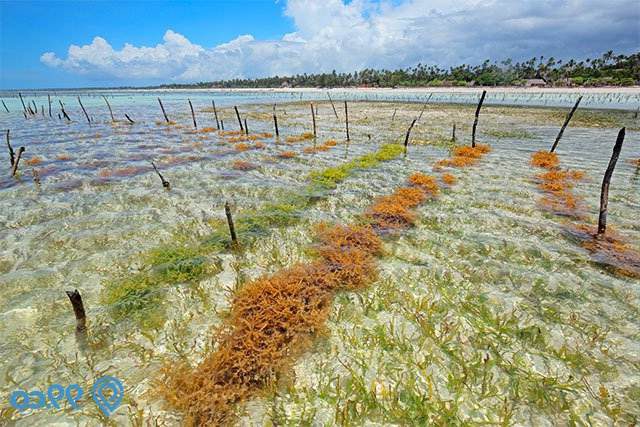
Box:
(0, 0), (638, 89)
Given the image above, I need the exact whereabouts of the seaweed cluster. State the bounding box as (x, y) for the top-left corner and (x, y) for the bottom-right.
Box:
(531, 151), (585, 217)
(434, 144), (491, 169)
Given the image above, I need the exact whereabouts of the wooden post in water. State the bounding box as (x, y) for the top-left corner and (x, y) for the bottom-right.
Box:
(344, 101), (350, 141)
(327, 92), (339, 119)
(310, 103), (317, 138)
(471, 90), (486, 148)
(2, 100), (9, 113)
(158, 98), (170, 123)
(125, 114), (135, 124)
(212, 100), (220, 129)
(452, 123), (457, 142)
(550, 96), (582, 153)
(597, 128), (625, 235)
(391, 108), (397, 124)
(78, 97), (90, 124)
(151, 161), (170, 189)
(102, 95), (115, 122)
(6, 129), (15, 167)
(403, 118), (417, 157)
(220, 119), (225, 130)
(59, 100), (71, 121)
(47, 94), (52, 117)
(234, 106), (244, 132)
(65, 289), (87, 333)
(11, 147), (25, 176)
(225, 201), (238, 246)
(273, 104), (279, 137)
(188, 99), (197, 129)
(18, 92), (27, 114)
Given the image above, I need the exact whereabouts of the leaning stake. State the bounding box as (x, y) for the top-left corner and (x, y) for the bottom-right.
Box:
(188, 99), (197, 129)
(550, 96), (582, 153)
(403, 118), (417, 157)
(151, 161), (170, 189)
(1, 100), (9, 113)
(11, 147), (25, 176)
(597, 128), (625, 235)
(273, 104), (279, 137)
(327, 92), (339, 119)
(18, 92), (27, 114)
(102, 95), (115, 122)
(78, 96), (90, 124)
(212, 100), (220, 129)
(6, 129), (14, 167)
(344, 101), (350, 141)
(234, 106), (244, 132)
(158, 98), (170, 123)
(471, 90), (487, 148)
(224, 201), (238, 246)
(310, 103), (317, 137)
(65, 289), (87, 333)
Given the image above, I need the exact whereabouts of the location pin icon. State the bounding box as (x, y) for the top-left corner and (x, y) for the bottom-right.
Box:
(91, 376), (124, 417)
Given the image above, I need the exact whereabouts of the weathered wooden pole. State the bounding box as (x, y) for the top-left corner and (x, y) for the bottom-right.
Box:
(151, 161), (170, 189)
(158, 98), (170, 123)
(32, 100), (37, 115)
(188, 99), (197, 129)
(65, 289), (87, 333)
(59, 100), (71, 121)
(1, 100), (9, 113)
(597, 128), (625, 235)
(327, 92), (339, 119)
(212, 100), (220, 129)
(224, 201), (238, 245)
(344, 101), (350, 141)
(244, 118), (249, 135)
(102, 95), (115, 122)
(452, 123), (457, 142)
(234, 106), (244, 132)
(77, 97), (90, 124)
(18, 93), (27, 114)
(47, 94), (52, 117)
(310, 103), (317, 137)
(391, 108), (397, 124)
(6, 129), (14, 167)
(125, 114), (135, 124)
(550, 96), (582, 153)
(403, 118), (417, 157)
(273, 104), (279, 137)
(220, 119), (225, 130)
(11, 147), (25, 176)
(471, 90), (487, 148)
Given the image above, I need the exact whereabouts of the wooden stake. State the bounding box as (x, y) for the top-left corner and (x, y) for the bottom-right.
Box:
(327, 92), (339, 119)
(273, 104), (279, 137)
(47, 94), (52, 117)
(151, 161), (170, 189)
(344, 101), (350, 141)
(11, 147), (25, 176)
(550, 96), (582, 153)
(158, 98), (170, 123)
(597, 128), (625, 235)
(2, 100), (10, 113)
(59, 100), (71, 121)
(225, 201), (238, 245)
(244, 118), (249, 135)
(220, 119), (225, 130)
(188, 99), (197, 129)
(391, 108), (397, 124)
(125, 114), (135, 124)
(78, 96), (90, 124)
(310, 103), (317, 137)
(234, 106), (244, 132)
(471, 90), (486, 148)
(6, 129), (14, 167)
(65, 289), (87, 333)
(403, 118), (417, 157)
(102, 95), (115, 122)
(212, 100), (220, 129)
(452, 123), (457, 142)
(18, 92), (27, 114)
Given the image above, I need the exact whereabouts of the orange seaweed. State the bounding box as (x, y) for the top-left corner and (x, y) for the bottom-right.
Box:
(442, 173), (456, 185)
(278, 151), (296, 159)
(531, 151), (559, 169)
(24, 156), (43, 166)
(232, 160), (257, 171)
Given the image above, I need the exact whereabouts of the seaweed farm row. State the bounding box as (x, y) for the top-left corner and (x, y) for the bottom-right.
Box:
(0, 92), (639, 425)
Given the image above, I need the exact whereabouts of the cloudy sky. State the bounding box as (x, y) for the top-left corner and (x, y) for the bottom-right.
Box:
(1, 0), (638, 88)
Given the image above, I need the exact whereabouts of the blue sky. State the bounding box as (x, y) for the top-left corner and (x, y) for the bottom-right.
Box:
(1, 0), (638, 89)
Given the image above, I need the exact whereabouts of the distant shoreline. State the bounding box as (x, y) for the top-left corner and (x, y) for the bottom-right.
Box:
(3, 86), (640, 94)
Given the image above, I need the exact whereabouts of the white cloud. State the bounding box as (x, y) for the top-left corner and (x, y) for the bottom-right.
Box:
(40, 0), (639, 83)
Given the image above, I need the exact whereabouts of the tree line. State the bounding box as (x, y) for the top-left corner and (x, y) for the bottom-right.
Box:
(156, 50), (638, 89)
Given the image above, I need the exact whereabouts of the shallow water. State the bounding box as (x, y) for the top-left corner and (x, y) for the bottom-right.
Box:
(0, 92), (638, 425)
